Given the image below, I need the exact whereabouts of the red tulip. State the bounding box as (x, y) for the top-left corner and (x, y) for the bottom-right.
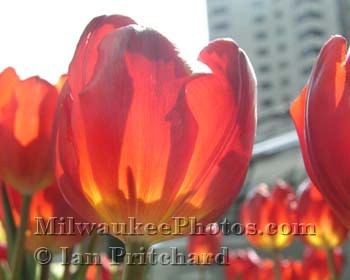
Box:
(259, 259), (302, 280)
(56, 74), (67, 94)
(297, 180), (347, 249)
(187, 223), (222, 265)
(0, 222), (6, 260)
(224, 249), (261, 280)
(0, 68), (58, 193)
(54, 15), (256, 245)
(302, 247), (343, 280)
(2, 182), (87, 253)
(240, 181), (297, 250)
(0, 244), (6, 262)
(290, 36), (350, 227)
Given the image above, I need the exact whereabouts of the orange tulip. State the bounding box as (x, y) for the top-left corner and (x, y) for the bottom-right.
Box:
(224, 249), (261, 280)
(240, 181), (297, 251)
(302, 247), (343, 280)
(187, 223), (222, 265)
(0, 68), (59, 193)
(297, 180), (347, 249)
(2, 182), (87, 253)
(290, 36), (350, 227)
(86, 253), (113, 280)
(54, 15), (256, 246)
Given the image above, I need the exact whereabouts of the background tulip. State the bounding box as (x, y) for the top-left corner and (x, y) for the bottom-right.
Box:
(224, 249), (261, 280)
(297, 180), (347, 249)
(1, 182), (87, 253)
(0, 67), (58, 194)
(55, 14), (256, 249)
(302, 247), (343, 280)
(240, 181), (297, 280)
(187, 223), (222, 265)
(187, 224), (222, 280)
(259, 259), (302, 280)
(240, 181), (297, 251)
(290, 36), (350, 228)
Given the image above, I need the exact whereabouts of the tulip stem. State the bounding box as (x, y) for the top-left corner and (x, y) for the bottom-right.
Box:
(122, 241), (149, 280)
(62, 247), (73, 280)
(11, 193), (32, 280)
(271, 249), (281, 280)
(326, 248), (337, 280)
(40, 263), (50, 280)
(72, 231), (99, 280)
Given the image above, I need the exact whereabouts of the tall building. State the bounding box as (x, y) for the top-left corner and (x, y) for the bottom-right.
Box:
(207, 0), (342, 141)
(338, 0), (350, 39)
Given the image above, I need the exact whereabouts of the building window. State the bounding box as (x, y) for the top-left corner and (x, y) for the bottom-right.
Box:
(297, 11), (322, 22)
(260, 81), (273, 90)
(294, 0), (320, 4)
(280, 77), (290, 86)
(302, 65), (313, 76)
(276, 26), (285, 35)
(262, 97), (273, 107)
(256, 31), (268, 40)
(211, 6), (226, 16)
(252, 0), (264, 8)
(275, 10), (283, 18)
(298, 29), (325, 40)
(277, 43), (287, 52)
(256, 48), (269, 56)
(258, 64), (271, 73)
(282, 95), (291, 103)
(254, 15), (266, 23)
(301, 46), (321, 57)
(213, 22), (229, 31)
(278, 61), (289, 69)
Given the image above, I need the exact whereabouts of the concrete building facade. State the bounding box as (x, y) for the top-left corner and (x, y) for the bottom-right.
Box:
(207, 0), (342, 141)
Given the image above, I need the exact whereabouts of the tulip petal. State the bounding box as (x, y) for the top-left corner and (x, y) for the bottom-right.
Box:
(55, 84), (102, 223)
(0, 72), (57, 193)
(290, 86), (319, 185)
(304, 36), (350, 225)
(0, 67), (19, 108)
(172, 40), (256, 221)
(69, 15), (135, 95)
(66, 26), (193, 223)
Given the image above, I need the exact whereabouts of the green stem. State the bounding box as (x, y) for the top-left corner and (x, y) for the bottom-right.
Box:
(40, 263), (50, 280)
(113, 264), (122, 280)
(11, 194), (32, 280)
(122, 241), (149, 280)
(62, 247), (73, 280)
(1, 182), (16, 263)
(24, 252), (37, 280)
(271, 249), (281, 280)
(72, 231), (99, 280)
(326, 248), (338, 280)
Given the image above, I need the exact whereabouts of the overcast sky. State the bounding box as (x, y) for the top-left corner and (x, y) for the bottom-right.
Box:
(0, 0), (209, 83)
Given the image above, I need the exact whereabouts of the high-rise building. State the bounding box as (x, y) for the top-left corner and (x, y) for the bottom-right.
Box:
(338, 0), (350, 39)
(207, 0), (342, 141)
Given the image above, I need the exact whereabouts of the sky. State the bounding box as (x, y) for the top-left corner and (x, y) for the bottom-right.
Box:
(0, 0), (209, 83)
